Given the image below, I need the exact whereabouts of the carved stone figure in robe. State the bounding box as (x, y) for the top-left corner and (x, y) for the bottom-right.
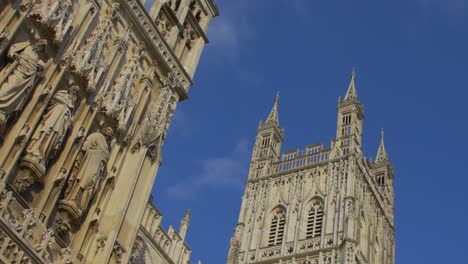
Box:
(58, 128), (113, 222)
(18, 87), (78, 188)
(0, 41), (45, 129)
(31, 0), (76, 41)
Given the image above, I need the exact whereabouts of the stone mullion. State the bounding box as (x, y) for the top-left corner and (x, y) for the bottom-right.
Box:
(255, 181), (269, 259)
(331, 164), (340, 249)
(337, 161), (346, 240)
(0, 0), (35, 55)
(293, 175), (304, 251)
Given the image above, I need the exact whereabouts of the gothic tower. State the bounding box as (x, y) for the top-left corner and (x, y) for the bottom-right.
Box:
(227, 72), (395, 264)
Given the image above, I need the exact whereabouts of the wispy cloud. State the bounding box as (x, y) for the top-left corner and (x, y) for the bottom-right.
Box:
(170, 109), (198, 138)
(166, 139), (249, 200)
(206, 0), (254, 60)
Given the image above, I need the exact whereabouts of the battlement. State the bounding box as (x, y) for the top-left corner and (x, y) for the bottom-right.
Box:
(273, 143), (330, 173)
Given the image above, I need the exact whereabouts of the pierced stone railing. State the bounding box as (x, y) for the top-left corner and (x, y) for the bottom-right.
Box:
(273, 150), (330, 173)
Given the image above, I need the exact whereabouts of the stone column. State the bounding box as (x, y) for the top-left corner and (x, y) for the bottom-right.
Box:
(149, 0), (166, 20)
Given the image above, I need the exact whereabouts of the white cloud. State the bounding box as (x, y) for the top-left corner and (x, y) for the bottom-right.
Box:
(166, 139), (249, 200)
(170, 109), (197, 138)
(206, 0), (255, 59)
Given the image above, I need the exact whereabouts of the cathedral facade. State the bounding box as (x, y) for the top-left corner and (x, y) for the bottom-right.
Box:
(227, 73), (395, 264)
(0, 0), (217, 263)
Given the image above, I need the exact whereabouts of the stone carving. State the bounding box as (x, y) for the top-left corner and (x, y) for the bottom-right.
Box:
(125, 0), (190, 89)
(139, 73), (180, 149)
(156, 13), (172, 38)
(0, 40), (45, 129)
(35, 229), (55, 259)
(58, 128), (112, 227)
(102, 45), (143, 132)
(183, 27), (197, 50)
(15, 87), (78, 192)
(71, 3), (119, 91)
(30, 0), (77, 41)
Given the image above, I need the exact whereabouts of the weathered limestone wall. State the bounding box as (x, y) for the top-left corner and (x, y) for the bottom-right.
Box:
(0, 0), (217, 263)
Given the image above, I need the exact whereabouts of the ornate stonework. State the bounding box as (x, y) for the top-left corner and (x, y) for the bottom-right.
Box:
(0, 0), (218, 263)
(227, 75), (395, 264)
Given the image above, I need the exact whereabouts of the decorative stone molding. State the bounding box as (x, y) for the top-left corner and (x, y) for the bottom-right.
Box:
(122, 0), (191, 91)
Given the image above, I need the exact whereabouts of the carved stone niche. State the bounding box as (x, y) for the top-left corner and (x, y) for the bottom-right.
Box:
(14, 84), (79, 195)
(29, 0), (78, 42)
(55, 126), (113, 242)
(156, 11), (174, 39)
(0, 37), (47, 136)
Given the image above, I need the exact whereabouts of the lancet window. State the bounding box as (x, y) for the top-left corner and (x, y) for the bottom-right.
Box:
(268, 207), (286, 246)
(306, 199), (324, 239)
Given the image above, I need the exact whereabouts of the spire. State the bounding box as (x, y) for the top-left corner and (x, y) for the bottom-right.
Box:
(376, 129), (388, 162)
(180, 209), (190, 227)
(266, 93), (280, 125)
(179, 209), (190, 240)
(344, 68), (359, 100)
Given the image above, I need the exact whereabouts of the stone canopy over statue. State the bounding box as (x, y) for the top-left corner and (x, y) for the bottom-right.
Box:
(58, 128), (113, 224)
(0, 40), (45, 129)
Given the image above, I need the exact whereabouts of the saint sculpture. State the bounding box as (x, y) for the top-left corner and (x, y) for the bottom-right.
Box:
(0, 40), (45, 129)
(58, 128), (113, 227)
(15, 87), (78, 192)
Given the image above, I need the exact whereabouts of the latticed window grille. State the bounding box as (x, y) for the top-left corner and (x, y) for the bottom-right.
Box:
(268, 208), (286, 246)
(306, 199), (324, 239)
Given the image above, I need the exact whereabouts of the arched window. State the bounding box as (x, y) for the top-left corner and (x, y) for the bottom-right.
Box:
(306, 199), (323, 239)
(268, 207), (286, 246)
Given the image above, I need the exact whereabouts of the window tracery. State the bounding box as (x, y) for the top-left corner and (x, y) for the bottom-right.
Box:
(268, 207), (286, 246)
(306, 199), (323, 239)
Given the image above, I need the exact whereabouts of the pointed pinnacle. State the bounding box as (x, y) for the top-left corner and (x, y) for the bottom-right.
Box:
(344, 68), (359, 100)
(266, 94), (280, 125)
(376, 129), (388, 162)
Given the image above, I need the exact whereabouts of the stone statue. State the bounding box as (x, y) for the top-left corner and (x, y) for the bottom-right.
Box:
(0, 41), (45, 129)
(19, 87), (78, 188)
(31, 0), (76, 41)
(58, 128), (113, 222)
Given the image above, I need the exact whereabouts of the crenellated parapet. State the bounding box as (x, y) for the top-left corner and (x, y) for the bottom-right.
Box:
(130, 201), (192, 264)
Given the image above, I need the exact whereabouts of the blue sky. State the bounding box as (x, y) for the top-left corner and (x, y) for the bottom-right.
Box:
(151, 0), (468, 263)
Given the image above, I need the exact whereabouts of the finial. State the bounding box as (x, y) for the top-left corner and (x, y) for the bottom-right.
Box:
(184, 209), (191, 220)
(344, 68), (359, 100)
(266, 93), (280, 124)
(376, 128), (388, 162)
